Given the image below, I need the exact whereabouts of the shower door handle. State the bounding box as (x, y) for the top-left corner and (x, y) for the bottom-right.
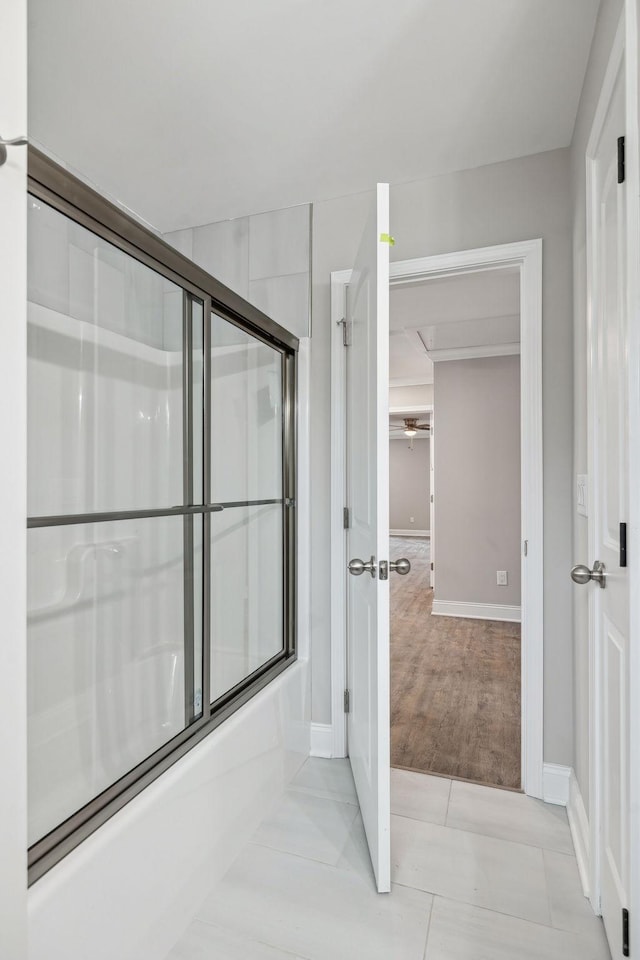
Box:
(0, 134), (28, 167)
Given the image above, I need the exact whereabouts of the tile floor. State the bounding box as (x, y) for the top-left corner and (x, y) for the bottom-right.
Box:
(165, 760), (611, 960)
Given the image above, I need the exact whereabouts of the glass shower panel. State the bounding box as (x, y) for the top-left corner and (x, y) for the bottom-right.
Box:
(210, 313), (282, 503)
(27, 199), (184, 517)
(209, 312), (286, 703)
(210, 503), (284, 702)
(27, 515), (192, 845)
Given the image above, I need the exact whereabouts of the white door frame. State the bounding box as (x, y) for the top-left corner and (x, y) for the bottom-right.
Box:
(586, 3), (640, 925)
(330, 238), (544, 798)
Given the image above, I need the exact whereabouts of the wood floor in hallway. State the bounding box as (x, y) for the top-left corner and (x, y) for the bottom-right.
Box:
(390, 536), (521, 789)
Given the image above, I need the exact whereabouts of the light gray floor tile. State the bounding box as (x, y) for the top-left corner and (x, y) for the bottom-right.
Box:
(197, 843), (433, 960)
(289, 757), (358, 805)
(391, 814), (550, 925)
(447, 780), (574, 853)
(425, 896), (611, 960)
(544, 849), (610, 945)
(166, 919), (309, 959)
(391, 768), (451, 825)
(251, 789), (359, 865)
(335, 811), (376, 882)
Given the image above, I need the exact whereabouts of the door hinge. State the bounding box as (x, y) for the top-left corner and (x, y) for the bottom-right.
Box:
(523, 539), (528, 557)
(430, 561), (434, 571)
(343, 507), (350, 529)
(618, 136), (626, 184)
(344, 689), (350, 713)
(341, 318), (353, 347)
(620, 521), (627, 568)
(623, 907), (630, 957)
(430, 494), (434, 503)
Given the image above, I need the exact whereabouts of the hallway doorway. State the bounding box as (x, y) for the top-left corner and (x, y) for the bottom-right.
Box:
(330, 237), (543, 799)
(387, 266), (523, 790)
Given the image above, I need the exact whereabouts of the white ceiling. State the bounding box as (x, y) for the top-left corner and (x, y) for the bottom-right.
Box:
(28, 0), (599, 231)
(389, 268), (520, 382)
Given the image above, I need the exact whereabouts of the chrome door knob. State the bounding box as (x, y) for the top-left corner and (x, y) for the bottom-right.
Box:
(571, 560), (606, 588)
(389, 558), (411, 575)
(348, 556), (377, 578)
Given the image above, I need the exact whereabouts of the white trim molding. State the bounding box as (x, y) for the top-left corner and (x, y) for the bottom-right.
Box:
(389, 404), (433, 415)
(329, 268), (351, 760)
(542, 765), (590, 899)
(389, 376), (433, 388)
(567, 770), (591, 899)
(542, 763), (571, 806)
(331, 238), (544, 798)
(426, 342), (520, 362)
(431, 600), (521, 623)
(310, 723), (335, 759)
(390, 528), (430, 538)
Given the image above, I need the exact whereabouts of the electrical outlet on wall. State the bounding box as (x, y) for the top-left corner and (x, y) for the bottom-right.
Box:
(497, 570), (508, 586)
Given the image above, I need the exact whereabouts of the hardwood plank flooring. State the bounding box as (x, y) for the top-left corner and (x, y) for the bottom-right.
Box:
(390, 536), (521, 790)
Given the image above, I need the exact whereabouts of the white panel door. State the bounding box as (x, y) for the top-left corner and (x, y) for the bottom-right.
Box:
(585, 47), (630, 960)
(345, 184), (391, 893)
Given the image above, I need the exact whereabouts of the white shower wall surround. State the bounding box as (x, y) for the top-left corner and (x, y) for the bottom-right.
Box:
(165, 202), (312, 340)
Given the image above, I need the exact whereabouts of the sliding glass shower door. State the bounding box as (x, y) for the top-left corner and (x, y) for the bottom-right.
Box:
(26, 164), (296, 881)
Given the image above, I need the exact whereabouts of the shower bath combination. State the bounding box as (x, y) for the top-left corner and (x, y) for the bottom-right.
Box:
(25, 152), (298, 881)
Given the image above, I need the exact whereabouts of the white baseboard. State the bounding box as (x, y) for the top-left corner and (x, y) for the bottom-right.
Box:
(542, 765), (590, 899)
(390, 529), (430, 537)
(543, 762), (571, 806)
(567, 770), (591, 898)
(431, 600), (521, 623)
(310, 723), (334, 758)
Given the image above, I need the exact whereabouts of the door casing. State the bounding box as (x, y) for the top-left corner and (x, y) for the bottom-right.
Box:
(330, 238), (544, 798)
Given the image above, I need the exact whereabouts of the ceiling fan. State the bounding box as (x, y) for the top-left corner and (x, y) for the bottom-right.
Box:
(398, 417), (430, 437)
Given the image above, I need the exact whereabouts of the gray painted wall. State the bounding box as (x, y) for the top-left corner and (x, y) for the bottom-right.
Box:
(389, 438), (430, 532)
(433, 356), (521, 608)
(311, 147), (574, 767)
(570, 0), (623, 815)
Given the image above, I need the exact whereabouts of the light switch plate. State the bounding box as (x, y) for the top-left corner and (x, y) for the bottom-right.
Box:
(577, 474), (588, 517)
